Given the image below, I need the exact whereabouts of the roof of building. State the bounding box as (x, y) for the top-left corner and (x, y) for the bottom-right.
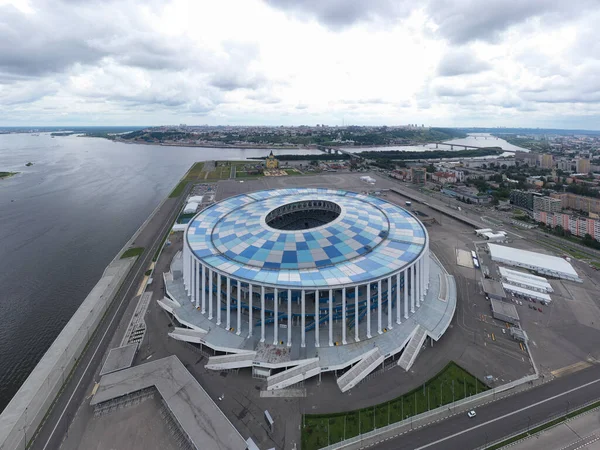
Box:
(482, 279), (506, 299)
(91, 356), (247, 450)
(502, 282), (552, 302)
(99, 344), (137, 376)
(499, 267), (553, 292)
(186, 188), (427, 289)
(488, 244), (579, 279)
(490, 299), (520, 322)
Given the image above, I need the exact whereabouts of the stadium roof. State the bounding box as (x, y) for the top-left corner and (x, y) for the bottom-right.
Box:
(488, 244), (579, 280)
(187, 188), (427, 289)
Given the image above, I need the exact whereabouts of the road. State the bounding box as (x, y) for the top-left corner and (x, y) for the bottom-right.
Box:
(29, 183), (190, 450)
(374, 364), (600, 449)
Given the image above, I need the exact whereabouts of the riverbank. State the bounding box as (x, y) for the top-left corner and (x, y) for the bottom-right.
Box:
(0, 172), (18, 179)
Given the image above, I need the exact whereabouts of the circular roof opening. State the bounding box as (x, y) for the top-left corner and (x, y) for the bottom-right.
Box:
(265, 200), (341, 231)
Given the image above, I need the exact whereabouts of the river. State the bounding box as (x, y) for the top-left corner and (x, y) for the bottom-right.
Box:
(342, 133), (529, 157)
(0, 133), (321, 411)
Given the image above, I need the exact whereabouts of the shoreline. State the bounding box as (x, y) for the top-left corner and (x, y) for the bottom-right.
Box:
(0, 172), (19, 180)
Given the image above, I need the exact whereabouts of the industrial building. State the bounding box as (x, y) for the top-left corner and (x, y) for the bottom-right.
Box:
(490, 299), (520, 325)
(487, 243), (581, 282)
(499, 267), (553, 293)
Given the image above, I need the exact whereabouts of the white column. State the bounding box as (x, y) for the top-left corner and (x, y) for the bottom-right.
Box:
(236, 280), (241, 335)
(183, 246), (188, 290)
(425, 249), (429, 293)
(411, 265), (416, 313)
(260, 286), (265, 343)
(328, 289), (333, 346)
(201, 265), (206, 313)
(208, 269), (213, 319)
(396, 273), (401, 325)
(301, 290), (306, 348)
(423, 254), (428, 297)
(404, 270), (409, 319)
(248, 284), (253, 338)
(191, 259), (196, 304)
(416, 260), (421, 309)
(315, 290), (320, 347)
(387, 276), (392, 330)
(195, 261), (200, 308)
(226, 277), (231, 329)
(287, 289), (292, 347)
(377, 280), (382, 334)
(366, 283), (372, 339)
(273, 288), (278, 345)
(342, 287), (347, 344)
(354, 286), (360, 342)
(216, 273), (222, 326)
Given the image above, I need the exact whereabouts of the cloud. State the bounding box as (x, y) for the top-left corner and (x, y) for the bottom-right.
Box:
(437, 48), (491, 76)
(0, 0), (599, 128)
(263, 0), (410, 29)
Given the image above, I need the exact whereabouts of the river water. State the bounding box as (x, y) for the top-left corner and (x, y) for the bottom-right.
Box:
(0, 133), (321, 411)
(342, 133), (528, 157)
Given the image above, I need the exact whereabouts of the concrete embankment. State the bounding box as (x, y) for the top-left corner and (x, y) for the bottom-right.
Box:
(0, 257), (135, 450)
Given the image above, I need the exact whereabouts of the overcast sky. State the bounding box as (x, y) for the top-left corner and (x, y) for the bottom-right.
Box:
(1, 0), (599, 128)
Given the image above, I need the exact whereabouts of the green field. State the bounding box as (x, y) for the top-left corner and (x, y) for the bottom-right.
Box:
(120, 247), (144, 259)
(169, 180), (187, 198)
(183, 162), (205, 181)
(302, 362), (488, 450)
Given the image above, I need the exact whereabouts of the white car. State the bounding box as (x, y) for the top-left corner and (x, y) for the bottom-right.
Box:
(467, 410), (476, 418)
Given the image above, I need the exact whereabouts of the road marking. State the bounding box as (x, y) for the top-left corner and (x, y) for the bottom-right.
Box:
(552, 361), (592, 378)
(40, 193), (184, 450)
(413, 377), (600, 450)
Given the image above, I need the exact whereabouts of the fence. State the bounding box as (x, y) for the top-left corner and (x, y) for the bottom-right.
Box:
(318, 374), (539, 450)
(474, 397), (600, 450)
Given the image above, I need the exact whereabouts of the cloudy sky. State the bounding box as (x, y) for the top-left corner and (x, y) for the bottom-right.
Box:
(1, 0), (599, 128)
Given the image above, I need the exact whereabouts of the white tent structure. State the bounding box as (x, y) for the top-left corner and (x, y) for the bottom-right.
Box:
(183, 202), (199, 214)
(499, 267), (553, 293)
(188, 195), (203, 203)
(360, 176), (376, 184)
(488, 244), (581, 283)
(502, 282), (552, 303)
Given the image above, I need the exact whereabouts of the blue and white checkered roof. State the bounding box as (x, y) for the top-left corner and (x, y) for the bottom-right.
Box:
(187, 188), (427, 289)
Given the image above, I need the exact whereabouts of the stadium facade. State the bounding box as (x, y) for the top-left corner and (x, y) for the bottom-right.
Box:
(160, 188), (456, 392)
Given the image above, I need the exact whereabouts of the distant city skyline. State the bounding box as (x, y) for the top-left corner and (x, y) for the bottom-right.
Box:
(1, 0), (599, 129)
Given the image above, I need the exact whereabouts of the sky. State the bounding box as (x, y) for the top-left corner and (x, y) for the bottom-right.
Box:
(1, 0), (600, 128)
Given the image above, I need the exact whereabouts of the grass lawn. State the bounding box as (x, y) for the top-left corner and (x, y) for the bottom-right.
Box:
(183, 162), (205, 181)
(590, 261), (600, 269)
(205, 163), (232, 180)
(120, 247), (144, 259)
(301, 362), (488, 450)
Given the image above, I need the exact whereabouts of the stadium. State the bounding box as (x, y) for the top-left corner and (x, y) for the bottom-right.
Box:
(160, 188), (456, 392)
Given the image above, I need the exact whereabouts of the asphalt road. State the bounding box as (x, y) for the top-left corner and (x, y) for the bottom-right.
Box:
(29, 184), (190, 450)
(375, 364), (600, 450)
